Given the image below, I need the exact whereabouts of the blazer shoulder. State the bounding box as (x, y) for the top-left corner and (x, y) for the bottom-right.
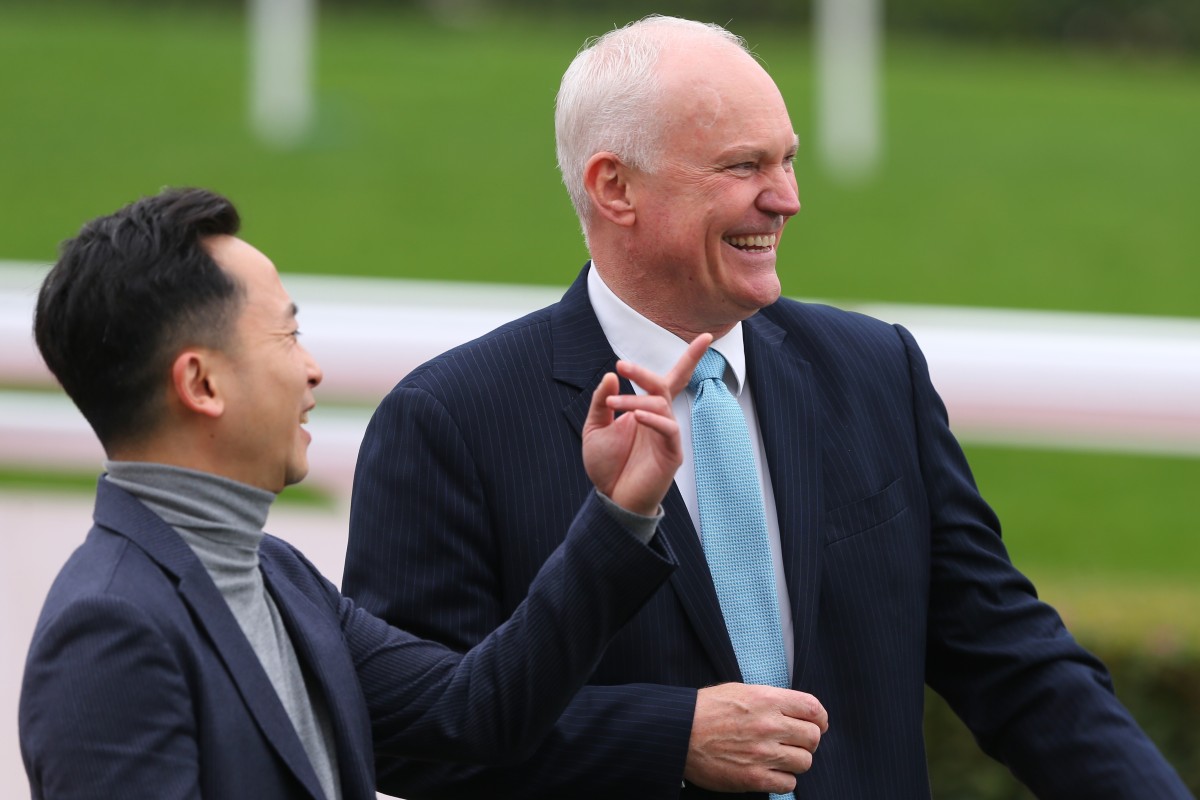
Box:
(398, 302), (558, 392)
(764, 296), (897, 333)
(259, 534), (338, 607)
(28, 526), (189, 658)
(39, 526), (169, 610)
(761, 297), (908, 357)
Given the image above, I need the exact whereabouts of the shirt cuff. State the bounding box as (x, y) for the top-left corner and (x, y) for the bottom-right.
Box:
(595, 490), (663, 545)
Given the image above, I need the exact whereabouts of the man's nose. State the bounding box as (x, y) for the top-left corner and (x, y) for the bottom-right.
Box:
(304, 347), (324, 388)
(759, 168), (801, 218)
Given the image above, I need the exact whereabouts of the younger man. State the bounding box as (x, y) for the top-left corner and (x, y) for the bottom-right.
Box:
(19, 187), (714, 799)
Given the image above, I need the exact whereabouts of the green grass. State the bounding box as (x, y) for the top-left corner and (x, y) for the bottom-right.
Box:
(1, 3), (1197, 610)
(787, 45), (1200, 316)
(964, 445), (1200, 650)
(2, 4), (1197, 315)
(965, 446), (1200, 581)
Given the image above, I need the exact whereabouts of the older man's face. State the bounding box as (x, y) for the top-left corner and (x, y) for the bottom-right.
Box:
(630, 43), (800, 335)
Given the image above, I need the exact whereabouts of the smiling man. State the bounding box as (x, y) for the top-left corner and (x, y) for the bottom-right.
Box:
(344, 15), (1190, 800)
(18, 187), (707, 799)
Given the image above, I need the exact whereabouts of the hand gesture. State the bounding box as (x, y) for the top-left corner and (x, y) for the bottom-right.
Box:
(582, 333), (712, 516)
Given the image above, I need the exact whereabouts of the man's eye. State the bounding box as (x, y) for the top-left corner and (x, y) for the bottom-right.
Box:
(728, 162), (756, 173)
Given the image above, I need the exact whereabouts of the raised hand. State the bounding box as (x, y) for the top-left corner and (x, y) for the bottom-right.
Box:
(582, 333), (712, 516)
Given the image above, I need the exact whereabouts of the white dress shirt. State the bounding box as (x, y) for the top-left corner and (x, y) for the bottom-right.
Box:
(587, 264), (795, 677)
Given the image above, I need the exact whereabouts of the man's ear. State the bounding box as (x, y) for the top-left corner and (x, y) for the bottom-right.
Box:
(583, 152), (637, 227)
(170, 349), (224, 419)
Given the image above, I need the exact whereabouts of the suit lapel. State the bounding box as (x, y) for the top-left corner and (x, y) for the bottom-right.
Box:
(656, 487), (744, 681)
(261, 555), (375, 800)
(744, 314), (824, 688)
(552, 266), (743, 683)
(93, 481), (328, 800)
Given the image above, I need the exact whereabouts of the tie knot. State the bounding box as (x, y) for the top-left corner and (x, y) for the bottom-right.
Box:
(689, 349), (728, 392)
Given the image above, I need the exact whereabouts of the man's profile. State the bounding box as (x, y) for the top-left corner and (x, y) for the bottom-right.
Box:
(19, 186), (706, 799)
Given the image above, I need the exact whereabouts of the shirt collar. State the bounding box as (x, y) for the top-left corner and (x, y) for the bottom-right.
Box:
(587, 262), (748, 395)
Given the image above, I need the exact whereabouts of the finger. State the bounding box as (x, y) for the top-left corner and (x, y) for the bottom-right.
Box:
(778, 690), (829, 733)
(764, 767), (802, 793)
(585, 372), (619, 430)
(665, 333), (713, 396)
(630, 409), (680, 440)
(606, 394), (672, 416)
(781, 739), (818, 769)
(614, 359), (668, 398)
(775, 719), (824, 753)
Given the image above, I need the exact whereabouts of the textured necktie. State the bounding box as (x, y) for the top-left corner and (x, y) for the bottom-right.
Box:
(690, 348), (794, 800)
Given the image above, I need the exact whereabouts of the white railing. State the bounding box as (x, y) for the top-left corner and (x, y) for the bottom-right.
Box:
(3, 261), (1200, 499)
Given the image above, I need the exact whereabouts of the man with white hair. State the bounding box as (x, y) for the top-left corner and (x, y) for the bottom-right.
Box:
(346, 16), (1190, 799)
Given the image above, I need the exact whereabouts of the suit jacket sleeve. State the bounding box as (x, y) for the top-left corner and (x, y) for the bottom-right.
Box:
(331, 488), (678, 766)
(901, 324), (1191, 799)
(345, 383), (697, 799)
(20, 595), (202, 800)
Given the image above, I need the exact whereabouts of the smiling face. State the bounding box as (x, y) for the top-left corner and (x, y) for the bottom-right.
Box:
(205, 235), (323, 493)
(620, 40), (801, 338)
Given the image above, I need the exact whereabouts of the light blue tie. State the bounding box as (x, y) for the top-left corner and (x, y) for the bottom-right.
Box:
(690, 349), (793, 800)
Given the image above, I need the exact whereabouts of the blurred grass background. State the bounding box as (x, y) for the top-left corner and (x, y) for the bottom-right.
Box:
(2, 2), (1197, 632)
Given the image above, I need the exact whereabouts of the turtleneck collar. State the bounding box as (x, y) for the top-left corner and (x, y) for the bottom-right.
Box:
(103, 460), (276, 574)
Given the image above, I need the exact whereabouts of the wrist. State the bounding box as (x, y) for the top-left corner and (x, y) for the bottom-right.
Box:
(596, 489), (662, 544)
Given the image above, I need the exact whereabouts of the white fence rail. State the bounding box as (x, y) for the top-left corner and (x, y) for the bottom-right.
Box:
(3, 262), (1200, 498)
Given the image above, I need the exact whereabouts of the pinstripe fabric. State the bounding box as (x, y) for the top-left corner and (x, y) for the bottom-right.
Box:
(20, 479), (676, 800)
(345, 264), (1190, 800)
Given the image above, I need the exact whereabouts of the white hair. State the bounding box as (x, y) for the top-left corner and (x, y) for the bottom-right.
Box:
(554, 16), (749, 235)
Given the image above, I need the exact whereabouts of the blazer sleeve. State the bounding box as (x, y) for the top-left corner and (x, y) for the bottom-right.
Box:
(337, 488), (678, 766)
(898, 324), (1191, 799)
(19, 596), (202, 800)
(344, 383), (697, 799)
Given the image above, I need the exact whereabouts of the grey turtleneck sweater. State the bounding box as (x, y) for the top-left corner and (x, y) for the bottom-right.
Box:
(105, 461), (342, 800)
(104, 460), (660, 800)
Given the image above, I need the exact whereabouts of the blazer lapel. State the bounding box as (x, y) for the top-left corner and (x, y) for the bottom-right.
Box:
(744, 314), (824, 688)
(551, 266), (743, 683)
(92, 481), (328, 800)
(656, 487), (744, 682)
(261, 556), (375, 800)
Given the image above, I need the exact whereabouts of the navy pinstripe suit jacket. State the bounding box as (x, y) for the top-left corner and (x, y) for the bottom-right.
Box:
(345, 264), (1189, 799)
(20, 479), (675, 799)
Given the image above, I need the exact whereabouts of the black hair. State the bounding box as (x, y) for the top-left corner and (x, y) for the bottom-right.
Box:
(33, 187), (245, 450)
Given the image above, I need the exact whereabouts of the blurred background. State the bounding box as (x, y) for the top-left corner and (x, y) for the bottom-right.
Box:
(2, 0), (1197, 796)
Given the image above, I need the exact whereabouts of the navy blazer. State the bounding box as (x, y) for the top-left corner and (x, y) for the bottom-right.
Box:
(20, 478), (676, 799)
(346, 265), (1190, 799)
